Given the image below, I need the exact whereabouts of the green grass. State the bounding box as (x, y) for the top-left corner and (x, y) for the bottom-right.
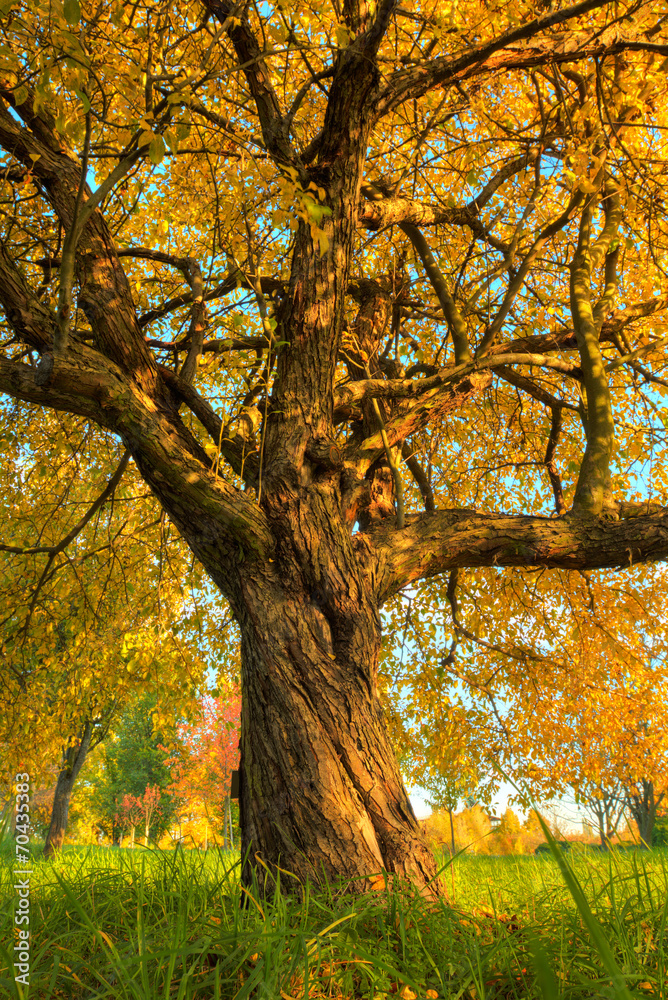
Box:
(0, 840), (666, 999)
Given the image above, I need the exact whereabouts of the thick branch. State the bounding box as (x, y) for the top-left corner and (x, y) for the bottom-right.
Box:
(359, 149), (539, 252)
(336, 351), (582, 417)
(0, 241), (55, 350)
(344, 369), (492, 471)
(178, 259), (206, 385)
(202, 0), (296, 166)
(0, 351), (269, 552)
(360, 191), (505, 250)
(0, 93), (156, 384)
(569, 193), (618, 516)
(544, 407), (567, 516)
(157, 365), (259, 484)
(481, 295), (668, 361)
(308, 0), (395, 165)
(368, 507), (668, 605)
(494, 365), (578, 413)
(374, 2), (640, 118)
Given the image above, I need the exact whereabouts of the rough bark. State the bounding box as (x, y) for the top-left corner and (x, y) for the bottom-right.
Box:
(569, 182), (621, 516)
(369, 508), (668, 605)
(43, 722), (92, 859)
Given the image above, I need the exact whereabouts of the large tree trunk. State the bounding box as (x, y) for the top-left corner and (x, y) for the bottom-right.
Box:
(233, 570), (439, 898)
(43, 721), (92, 858)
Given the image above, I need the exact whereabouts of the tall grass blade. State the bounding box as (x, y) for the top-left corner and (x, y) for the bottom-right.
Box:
(532, 811), (634, 999)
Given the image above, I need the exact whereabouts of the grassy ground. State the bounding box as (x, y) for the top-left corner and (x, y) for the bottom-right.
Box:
(0, 840), (665, 999)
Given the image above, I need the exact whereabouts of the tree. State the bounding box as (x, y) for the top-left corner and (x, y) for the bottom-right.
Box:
(395, 698), (486, 856)
(4, 600), (210, 856)
(420, 802), (492, 855)
(162, 685), (241, 849)
(92, 693), (177, 844)
(391, 562), (668, 853)
(519, 650), (668, 847)
(0, 0), (667, 898)
(492, 808), (523, 854)
(115, 791), (144, 848)
(0, 402), (223, 856)
(626, 779), (666, 848)
(135, 783), (163, 845)
(44, 721), (95, 856)
(579, 780), (627, 849)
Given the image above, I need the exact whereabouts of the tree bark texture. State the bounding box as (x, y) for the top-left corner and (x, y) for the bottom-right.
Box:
(43, 721), (92, 858)
(235, 578), (437, 895)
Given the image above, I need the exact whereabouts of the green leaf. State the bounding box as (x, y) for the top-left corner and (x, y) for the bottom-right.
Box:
(148, 135), (165, 164)
(306, 200), (331, 224)
(63, 0), (81, 25)
(525, 929), (561, 1000)
(74, 89), (90, 113)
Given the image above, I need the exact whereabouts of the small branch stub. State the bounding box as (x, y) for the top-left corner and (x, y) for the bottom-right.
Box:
(305, 437), (343, 471)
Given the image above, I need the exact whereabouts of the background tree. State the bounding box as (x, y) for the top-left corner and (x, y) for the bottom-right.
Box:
(421, 802), (493, 856)
(0, 399), (228, 854)
(385, 557), (668, 842)
(626, 779), (666, 849)
(523, 654), (668, 847)
(134, 783), (163, 846)
(91, 693), (177, 845)
(115, 791), (144, 849)
(494, 808), (523, 854)
(0, 0), (667, 896)
(162, 684), (241, 849)
(395, 697), (486, 856)
(578, 781), (627, 849)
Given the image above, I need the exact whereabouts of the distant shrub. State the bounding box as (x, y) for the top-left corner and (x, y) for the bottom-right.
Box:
(534, 841), (572, 855)
(653, 816), (668, 847)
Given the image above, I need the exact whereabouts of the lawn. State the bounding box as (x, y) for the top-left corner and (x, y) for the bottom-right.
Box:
(0, 840), (665, 999)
